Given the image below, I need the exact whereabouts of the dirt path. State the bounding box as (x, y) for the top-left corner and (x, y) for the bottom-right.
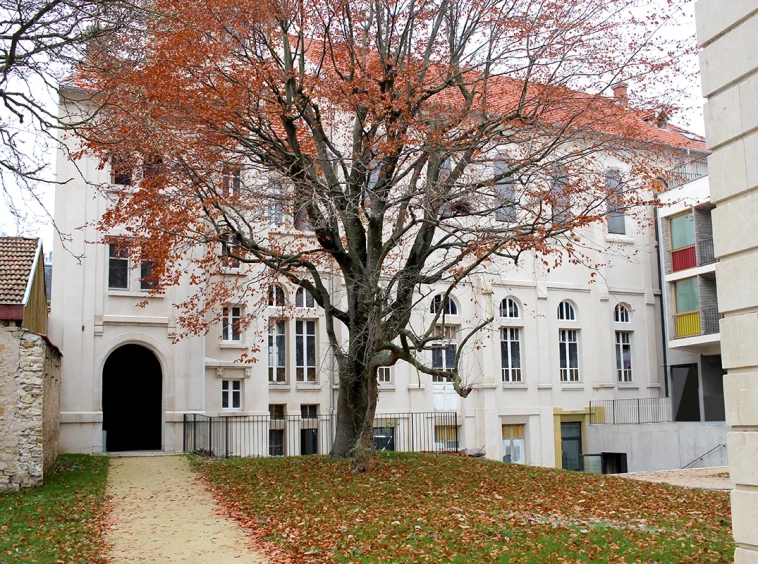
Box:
(623, 466), (733, 490)
(106, 455), (268, 563)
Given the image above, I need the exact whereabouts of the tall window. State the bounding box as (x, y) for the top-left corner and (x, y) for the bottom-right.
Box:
(108, 243), (129, 289)
(430, 294), (458, 315)
(501, 328), (522, 382)
(614, 303), (630, 323)
(557, 301), (576, 321)
(222, 307), (242, 341)
(140, 261), (157, 290)
(268, 404), (285, 456)
(615, 332), (632, 382)
(494, 160), (517, 223)
(606, 170), (626, 234)
(220, 233), (240, 269)
(268, 320), (286, 382)
(221, 380), (241, 410)
(559, 329), (580, 382)
(432, 325), (457, 380)
(674, 278), (700, 313)
(296, 320), (316, 382)
(500, 297), (520, 318)
(550, 165), (571, 224)
(377, 366), (392, 384)
(223, 166), (241, 196)
(268, 284), (285, 306)
(670, 212), (696, 272)
(266, 181), (285, 226)
(110, 156), (132, 186)
(502, 424), (525, 464)
(295, 286), (315, 307)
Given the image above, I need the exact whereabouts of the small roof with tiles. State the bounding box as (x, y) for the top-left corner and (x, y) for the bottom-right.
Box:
(0, 237), (41, 304)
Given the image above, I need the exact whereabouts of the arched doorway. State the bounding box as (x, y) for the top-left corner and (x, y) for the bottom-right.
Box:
(103, 344), (162, 451)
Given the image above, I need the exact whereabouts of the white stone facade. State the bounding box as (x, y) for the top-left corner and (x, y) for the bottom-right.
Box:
(695, 1), (758, 561)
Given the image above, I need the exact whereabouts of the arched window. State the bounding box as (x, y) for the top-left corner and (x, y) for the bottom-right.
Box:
(430, 294), (458, 315)
(557, 301), (576, 321)
(296, 286), (315, 308)
(268, 284), (285, 307)
(614, 303), (630, 323)
(500, 298), (520, 318)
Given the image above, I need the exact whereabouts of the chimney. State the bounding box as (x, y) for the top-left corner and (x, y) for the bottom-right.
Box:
(611, 81), (628, 104)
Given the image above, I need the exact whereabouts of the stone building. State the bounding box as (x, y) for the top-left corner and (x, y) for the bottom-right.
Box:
(695, 1), (758, 561)
(0, 238), (62, 491)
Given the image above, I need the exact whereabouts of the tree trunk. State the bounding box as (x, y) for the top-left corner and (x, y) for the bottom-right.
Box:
(329, 361), (378, 472)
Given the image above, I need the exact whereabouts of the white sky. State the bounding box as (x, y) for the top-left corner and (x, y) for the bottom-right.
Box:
(0, 0), (706, 252)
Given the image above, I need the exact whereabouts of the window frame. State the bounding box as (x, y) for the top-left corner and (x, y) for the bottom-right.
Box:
(222, 166), (241, 196)
(108, 242), (130, 290)
(559, 329), (580, 382)
(295, 319), (317, 382)
(605, 169), (626, 235)
(377, 366), (392, 385)
(268, 319), (287, 382)
(499, 297), (521, 319)
(615, 331), (633, 383)
(614, 303), (631, 323)
(493, 159), (517, 223)
(268, 284), (286, 307)
(222, 306), (243, 342)
(557, 301), (577, 321)
(500, 327), (522, 383)
(430, 293), (458, 315)
(432, 325), (457, 381)
(502, 424), (526, 464)
(295, 286), (315, 308)
(221, 379), (242, 411)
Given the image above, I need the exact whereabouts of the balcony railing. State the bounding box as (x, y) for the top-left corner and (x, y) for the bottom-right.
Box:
(590, 398), (672, 424)
(667, 157), (708, 189)
(667, 239), (716, 273)
(673, 308), (719, 339)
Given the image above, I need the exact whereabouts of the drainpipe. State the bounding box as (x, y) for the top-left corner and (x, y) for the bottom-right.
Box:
(653, 206), (670, 397)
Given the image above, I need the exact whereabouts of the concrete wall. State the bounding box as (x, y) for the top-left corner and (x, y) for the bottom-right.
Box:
(696, 1), (758, 561)
(588, 422), (728, 472)
(0, 324), (62, 491)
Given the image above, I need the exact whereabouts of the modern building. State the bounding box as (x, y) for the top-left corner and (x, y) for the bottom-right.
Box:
(695, 1), (758, 561)
(51, 83), (717, 472)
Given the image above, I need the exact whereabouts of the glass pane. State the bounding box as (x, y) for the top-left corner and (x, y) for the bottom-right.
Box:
(232, 391), (241, 408)
(445, 345), (457, 370)
(670, 213), (695, 250)
(608, 212), (625, 234)
(222, 392), (228, 409)
(569, 342), (579, 369)
(223, 317), (229, 341)
(512, 438), (525, 464)
(500, 339), (509, 370)
(511, 340), (521, 369)
(432, 349), (442, 369)
(276, 334), (285, 365)
(675, 278), (700, 313)
(306, 335), (315, 366)
(140, 261), (157, 290)
(559, 335), (567, 368)
(296, 335), (303, 366)
(109, 260), (129, 289)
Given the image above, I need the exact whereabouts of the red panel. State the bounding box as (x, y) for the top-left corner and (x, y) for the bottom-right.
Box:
(672, 246), (696, 272)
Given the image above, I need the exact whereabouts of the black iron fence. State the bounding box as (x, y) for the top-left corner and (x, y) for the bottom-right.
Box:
(590, 398), (672, 424)
(183, 411), (459, 458)
(667, 157), (708, 189)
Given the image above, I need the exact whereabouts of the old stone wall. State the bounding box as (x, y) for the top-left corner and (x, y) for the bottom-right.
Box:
(0, 324), (62, 491)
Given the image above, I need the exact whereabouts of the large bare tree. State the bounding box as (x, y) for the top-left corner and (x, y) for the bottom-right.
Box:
(75, 0), (696, 470)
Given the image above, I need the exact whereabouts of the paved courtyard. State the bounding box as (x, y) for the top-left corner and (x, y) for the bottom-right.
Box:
(623, 466), (733, 490)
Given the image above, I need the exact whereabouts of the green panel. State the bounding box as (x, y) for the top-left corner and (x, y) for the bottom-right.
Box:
(675, 277), (700, 313)
(670, 212), (695, 250)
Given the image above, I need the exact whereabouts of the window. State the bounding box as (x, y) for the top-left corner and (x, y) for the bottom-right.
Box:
(557, 301), (576, 321)
(614, 303), (630, 323)
(108, 243), (129, 289)
(615, 332), (632, 382)
(377, 366), (392, 384)
(140, 261), (158, 290)
(674, 278), (699, 313)
(266, 181), (285, 226)
(268, 284), (285, 307)
(670, 212), (696, 272)
(430, 294), (458, 315)
(296, 320), (317, 382)
(268, 404), (285, 419)
(143, 155), (164, 180)
(268, 320), (286, 382)
(268, 404), (284, 456)
(301, 404), (318, 419)
(501, 328), (522, 382)
(499, 297), (520, 318)
(494, 160), (517, 223)
(220, 233), (240, 269)
(559, 329), (580, 382)
(222, 306), (242, 341)
(432, 325), (457, 380)
(373, 426), (395, 451)
(434, 425), (459, 451)
(223, 166), (241, 196)
(295, 286), (315, 307)
(110, 156), (132, 186)
(550, 165), (571, 223)
(502, 424), (525, 464)
(294, 206), (311, 231)
(221, 380), (241, 410)
(606, 170), (626, 235)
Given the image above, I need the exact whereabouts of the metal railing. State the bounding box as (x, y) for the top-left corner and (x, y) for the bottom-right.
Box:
(696, 239), (716, 266)
(183, 411), (459, 458)
(667, 157), (708, 189)
(673, 308), (719, 339)
(701, 308), (720, 335)
(590, 398), (672, 424)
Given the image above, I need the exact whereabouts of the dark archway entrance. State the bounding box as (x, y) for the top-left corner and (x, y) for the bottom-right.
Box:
(103, 344), (162, 451)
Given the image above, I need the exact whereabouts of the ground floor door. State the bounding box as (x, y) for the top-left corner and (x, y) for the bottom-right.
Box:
(102, 344), (162, 452)
(561, 422), (582, 471)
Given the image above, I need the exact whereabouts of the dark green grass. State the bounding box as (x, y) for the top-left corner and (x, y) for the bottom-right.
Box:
(192, 452), (734, 563)
(0, 454), (109, 564)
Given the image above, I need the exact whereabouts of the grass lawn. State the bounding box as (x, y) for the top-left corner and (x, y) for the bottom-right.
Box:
(0, 454), (109, 564)
(192, 452), (733, 564)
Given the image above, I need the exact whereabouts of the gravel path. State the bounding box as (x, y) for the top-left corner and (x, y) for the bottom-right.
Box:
(623, 466), (733, 490)
(106, 455), (268, 563)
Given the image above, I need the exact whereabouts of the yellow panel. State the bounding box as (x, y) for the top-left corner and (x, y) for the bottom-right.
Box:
(675, 311), (701, 338)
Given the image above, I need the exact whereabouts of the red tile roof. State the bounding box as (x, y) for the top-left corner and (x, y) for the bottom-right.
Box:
(0, 237), (40, 304)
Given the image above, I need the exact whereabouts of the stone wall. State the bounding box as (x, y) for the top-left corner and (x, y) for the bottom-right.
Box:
(0, 323), (62, 492)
